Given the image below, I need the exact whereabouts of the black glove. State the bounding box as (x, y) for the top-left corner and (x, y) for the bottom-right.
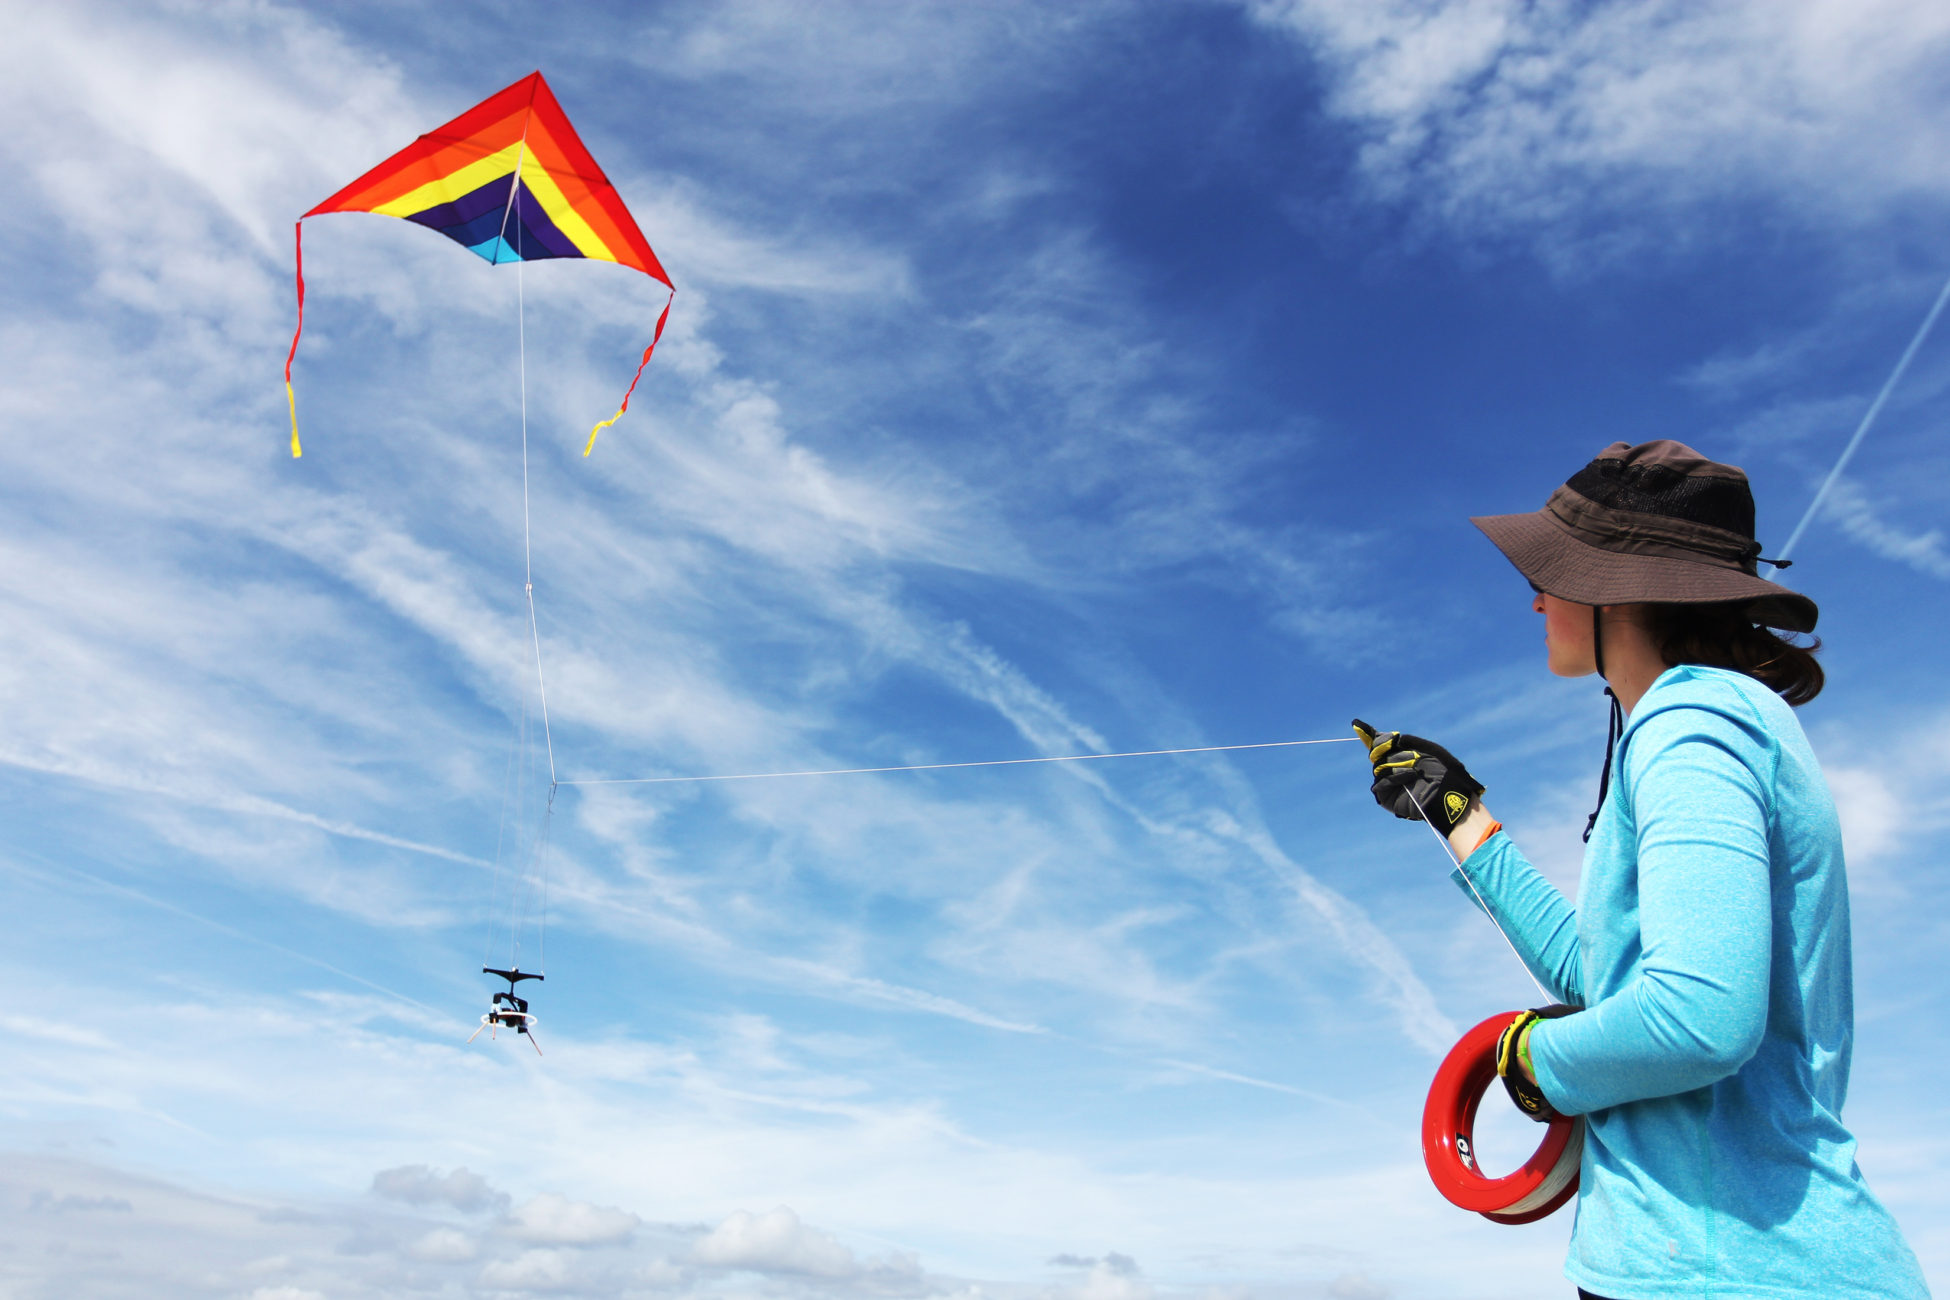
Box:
(1350, 719), (1485, 829)
(1495, 1004), (1579, 1122)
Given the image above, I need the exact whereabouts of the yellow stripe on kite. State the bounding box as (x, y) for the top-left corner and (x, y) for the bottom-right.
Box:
(369, 134), (620, 265)
(370, 142), (528, 220)
(517, 121), (621, 263)
(519, 167), (619, 263)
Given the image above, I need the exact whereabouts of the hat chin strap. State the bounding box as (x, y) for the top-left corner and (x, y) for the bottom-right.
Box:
(1584, 606), (1624, 844)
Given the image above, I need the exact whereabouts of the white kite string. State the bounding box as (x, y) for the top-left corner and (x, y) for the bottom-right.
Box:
(558, 736), (1359, 787)
(1403, 791), (1552, 1004)
(507, 136), (558, 787)
(488, 141), (556, 981)
(1765, 267), (1950, 574)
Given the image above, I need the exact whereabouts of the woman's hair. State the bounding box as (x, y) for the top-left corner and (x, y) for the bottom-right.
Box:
(1647, 601), (1824, 706)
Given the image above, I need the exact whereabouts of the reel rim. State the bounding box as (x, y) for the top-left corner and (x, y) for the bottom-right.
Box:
(1423, 1009), (1581, 1224)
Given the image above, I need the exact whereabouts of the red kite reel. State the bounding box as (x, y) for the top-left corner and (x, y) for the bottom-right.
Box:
(1423, 1010), (1582, 1224)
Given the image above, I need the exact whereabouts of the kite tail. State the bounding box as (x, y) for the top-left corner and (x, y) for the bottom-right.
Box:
(284, 220), (307, 458)
(584, 289), (674, 456)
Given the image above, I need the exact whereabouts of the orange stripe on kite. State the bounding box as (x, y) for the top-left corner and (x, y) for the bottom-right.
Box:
(519, 117), (636, 268)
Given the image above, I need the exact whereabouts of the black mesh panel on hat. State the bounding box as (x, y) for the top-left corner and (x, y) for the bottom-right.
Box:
(1565, 459), (1757, 538)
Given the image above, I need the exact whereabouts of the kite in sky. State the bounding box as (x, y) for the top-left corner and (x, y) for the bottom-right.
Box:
(282, 71), (674, 457)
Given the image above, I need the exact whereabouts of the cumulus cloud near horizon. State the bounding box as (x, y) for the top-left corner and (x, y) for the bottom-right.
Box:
(406, 1226), (480, 1263)
(690, 1204), (928, 1285)
(507, 1191), (643, 1247)
(692, 1205), (867, 1278)
(370, 1164), (510, 1214)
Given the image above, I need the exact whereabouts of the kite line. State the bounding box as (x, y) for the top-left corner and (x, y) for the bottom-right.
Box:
(557, 736), (1359, 787)
(1404, 792), (1551, 1004)
(502, 142), (558, 987)
(504, 130), (559, 788)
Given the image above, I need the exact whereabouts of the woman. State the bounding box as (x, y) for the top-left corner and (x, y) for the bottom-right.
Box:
(1359, 441), (1928, 1299)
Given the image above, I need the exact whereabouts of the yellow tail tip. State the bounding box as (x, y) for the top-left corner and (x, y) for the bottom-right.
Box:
(584, 409), (624, 457)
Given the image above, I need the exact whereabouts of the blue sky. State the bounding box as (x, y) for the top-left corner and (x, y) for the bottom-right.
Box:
(3, 2), (1948, 1297)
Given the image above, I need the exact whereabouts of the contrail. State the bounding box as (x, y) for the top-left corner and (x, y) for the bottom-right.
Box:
(1768, 269), (1950, 572)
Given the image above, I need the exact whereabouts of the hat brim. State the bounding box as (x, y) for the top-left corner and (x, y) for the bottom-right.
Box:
(1471, 509), (1818, 633)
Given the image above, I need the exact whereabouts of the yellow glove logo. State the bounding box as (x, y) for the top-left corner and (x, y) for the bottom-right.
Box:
(1443, 790), (1470, 824)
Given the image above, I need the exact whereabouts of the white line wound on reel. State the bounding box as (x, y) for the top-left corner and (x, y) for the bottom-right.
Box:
(1423, 1010), (1581, 1224)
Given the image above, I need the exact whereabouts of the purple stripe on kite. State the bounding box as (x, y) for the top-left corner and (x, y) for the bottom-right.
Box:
(408, 178), (586, 262)
(504, 180), (583, 260)
(407, 175), (517, 230)
(413, 203), (521, 255)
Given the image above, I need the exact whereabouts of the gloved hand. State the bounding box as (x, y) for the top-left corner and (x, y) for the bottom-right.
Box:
(1495, 1004), (1579, 1122)
(1350, 719), (1485, 829)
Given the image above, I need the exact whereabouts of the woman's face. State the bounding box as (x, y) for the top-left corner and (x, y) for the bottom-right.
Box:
(1535, 589), (1597, 677)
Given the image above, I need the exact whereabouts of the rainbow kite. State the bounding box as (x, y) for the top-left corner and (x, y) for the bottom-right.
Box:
(283, 71), (673, 457)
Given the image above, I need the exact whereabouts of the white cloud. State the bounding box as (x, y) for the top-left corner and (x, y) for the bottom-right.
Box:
(1826, 763), (1908, 870)
(27, 1190), (133, 1214)
(630, 184), (915, 298)
(687, 1204), (924, 1286)
(407, 1226), (480, 1263)
(507, 1192), (642, 1247)
(1818, 478), (1950, 579)
(636, 1256), (694, 1289)
(1817, 708), (1950, 895)
(1328, 1274), (1390, 1300)
(1246, 0), (1950, 256)
(478, 1247), (590, 1293)
(692, 1205), (862, 1278)
(632, 0), (1101, 124)
(15, 3), (1943, 1295)
(1683, 333), (1832, 402)
(1050, 1253), (1153, 1300)
(0, 0), (1454, 1075)
(370, 1164), (509, 1214)
(1077, 1260), (1153, 1300)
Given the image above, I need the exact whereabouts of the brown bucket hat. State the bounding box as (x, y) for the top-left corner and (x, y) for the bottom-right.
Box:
(1471, 440), (1818, 633)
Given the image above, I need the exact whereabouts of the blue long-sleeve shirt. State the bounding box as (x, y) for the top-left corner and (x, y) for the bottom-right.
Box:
(1454, 665), (1927, 1299)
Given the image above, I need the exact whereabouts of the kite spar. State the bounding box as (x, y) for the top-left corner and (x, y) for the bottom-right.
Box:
(282, 71), (674, 457)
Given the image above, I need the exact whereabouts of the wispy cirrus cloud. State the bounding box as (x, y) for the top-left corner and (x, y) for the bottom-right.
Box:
(18, 1), (1948, 1294)
(1245, 0), (1950, 260)
(1817, 477), (1950, 579)
(0, 0), (1439, 1066)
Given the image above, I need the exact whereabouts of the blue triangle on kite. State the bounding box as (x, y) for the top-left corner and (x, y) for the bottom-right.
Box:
(467, 235), (521, 264)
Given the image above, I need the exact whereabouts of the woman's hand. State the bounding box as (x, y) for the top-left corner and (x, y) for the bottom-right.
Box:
(1495, 1005), (1580, 1121)
(1351, 720), (1490, 855)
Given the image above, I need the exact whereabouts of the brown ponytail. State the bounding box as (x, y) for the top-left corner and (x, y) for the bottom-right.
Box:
(1647, 602), (1824, 706)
